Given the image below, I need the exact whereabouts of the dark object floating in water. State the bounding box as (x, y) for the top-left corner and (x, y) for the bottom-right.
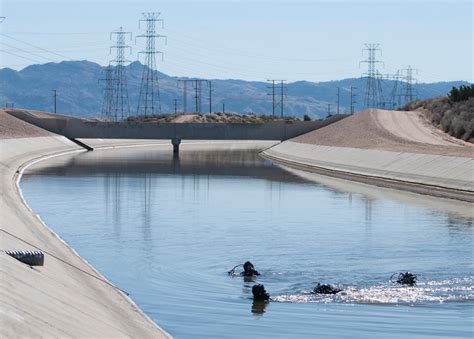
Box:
(4, 250), (44, 266)
(242, 261), (260, 276)
(391, 272), (417, 286)
(228, 261), (260, 276)
(312, 283), (342, 295)
(252, 284), (270, 301)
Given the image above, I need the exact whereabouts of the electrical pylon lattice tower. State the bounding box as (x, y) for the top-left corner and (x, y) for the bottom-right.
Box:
(401, 65), (418, 104)
(360, 43), (384, 109)
(136, 12), (166, 116)
(110, 27), (132, 121)
(100, 64), (114, 120)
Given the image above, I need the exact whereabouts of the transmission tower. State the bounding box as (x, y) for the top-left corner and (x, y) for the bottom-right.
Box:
(350, 86), (357, 114)
(387, 70), (402, 108)
(136, 12), (166, 116)
(193, 79), (202, 113)
(177, 79), (188, 113)
(401, 65), (418, 104)
(99, 65), (115, 120)
(360, 43), (384, 109)
(110, 27), (132, 121)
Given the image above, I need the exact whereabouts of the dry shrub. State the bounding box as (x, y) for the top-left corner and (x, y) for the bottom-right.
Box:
(401, 96), (474, 142)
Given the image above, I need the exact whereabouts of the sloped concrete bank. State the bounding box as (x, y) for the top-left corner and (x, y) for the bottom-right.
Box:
(0, 136), (171, 338)
(262, 141), (474, 202)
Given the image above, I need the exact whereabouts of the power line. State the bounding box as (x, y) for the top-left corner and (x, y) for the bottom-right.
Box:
(360, 43), (384, 109)
(0, 33), (71, 60)
(164, 29), (353, 63)
(136, 12), (166, 116)
(0, 41), (55, 62)
(350, 86), (357, 115)
(110, 27), (132, 121)
(98, 65), (114, 120)
(401, 65), (418, 104)
(0, 49), (44, 63)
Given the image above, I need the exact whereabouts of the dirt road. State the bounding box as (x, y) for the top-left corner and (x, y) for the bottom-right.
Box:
(293, 109), (473, 157)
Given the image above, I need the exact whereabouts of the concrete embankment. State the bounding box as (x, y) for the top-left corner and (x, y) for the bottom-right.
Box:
(262, 109), (473, 202)
(0, 133), (170, 337)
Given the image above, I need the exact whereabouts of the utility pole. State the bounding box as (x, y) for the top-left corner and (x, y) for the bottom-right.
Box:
(136, 12), (166, 116)
(337, 87), (340, 114)
(173, 98), (178, 114)
(178, 79), (207, 113)
(327, 104), (331, 117)
(267, 79), (286, 116)
(360, 43), (384, 109)
(350, 86), (357, 114)
(52, 89), (57, 113)
(280, 80), (287, 117)
(222, 102), (225, 114)
(267, 80), (276, 116)
(194, 79), (199, 112)
(208, 80), (212, 114)
(110, 27), (132, 121)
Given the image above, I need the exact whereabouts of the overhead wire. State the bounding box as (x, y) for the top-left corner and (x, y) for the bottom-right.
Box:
(0, 49), (45, 64)
(0, 41), (56, 62)
(0, 33), (72, 60)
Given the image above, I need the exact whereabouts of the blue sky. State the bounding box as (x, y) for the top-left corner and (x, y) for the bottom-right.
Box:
(1, 0), (472, 83)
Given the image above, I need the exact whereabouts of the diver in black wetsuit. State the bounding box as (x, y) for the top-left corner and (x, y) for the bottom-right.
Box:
(392, 272), (417, 286)
(252, 284), (270, 301)
(242, 261), (260, 277)
(228, 261), (261, 277)
(312, 283), (342, 295)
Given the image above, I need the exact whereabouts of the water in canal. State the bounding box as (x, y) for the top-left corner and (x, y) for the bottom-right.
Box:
(21, 145), (473, 338)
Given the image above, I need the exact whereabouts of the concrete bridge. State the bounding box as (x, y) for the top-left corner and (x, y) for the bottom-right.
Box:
(7, 109), (347, 153)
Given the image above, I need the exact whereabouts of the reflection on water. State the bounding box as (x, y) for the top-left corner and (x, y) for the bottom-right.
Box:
(251, 300), (268, 315)
(21, 145), (474, 338)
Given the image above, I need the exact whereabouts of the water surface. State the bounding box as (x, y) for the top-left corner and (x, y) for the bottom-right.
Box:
(21, 146), (473, 338)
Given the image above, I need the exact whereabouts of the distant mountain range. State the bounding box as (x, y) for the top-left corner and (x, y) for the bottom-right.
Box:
(0, 60), (469, 119)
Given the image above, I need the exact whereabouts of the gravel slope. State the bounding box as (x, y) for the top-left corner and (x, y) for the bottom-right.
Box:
(293, 109), (473, 158)
(0, 110), (54, 139)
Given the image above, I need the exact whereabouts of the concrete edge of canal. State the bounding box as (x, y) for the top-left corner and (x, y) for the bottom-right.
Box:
(261, 140), (474, 203)
(0, 135), (173, 338)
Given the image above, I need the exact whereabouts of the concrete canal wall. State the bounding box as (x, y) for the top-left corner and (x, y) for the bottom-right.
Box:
(262, 109), (474, 202)
(262, 141), (473, 202)
(0, 133), (171, 338)
(0, 111), (172, 337)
